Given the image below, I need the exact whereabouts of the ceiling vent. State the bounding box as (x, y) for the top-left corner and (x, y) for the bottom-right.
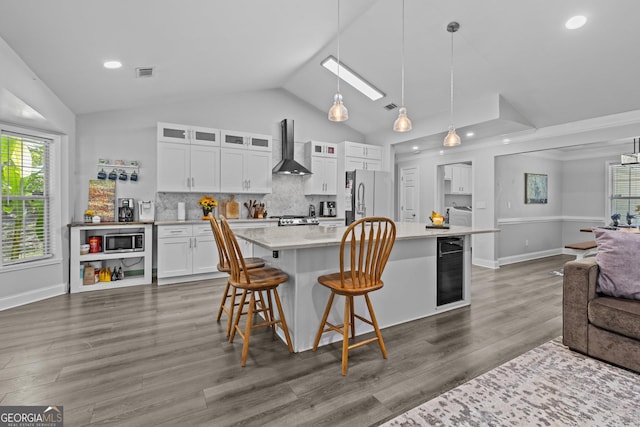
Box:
(384, 103), (398, 110)
(135, 67), (154, 78)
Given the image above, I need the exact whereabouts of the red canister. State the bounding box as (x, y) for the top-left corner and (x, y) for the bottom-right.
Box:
(88, 236), (102, 253)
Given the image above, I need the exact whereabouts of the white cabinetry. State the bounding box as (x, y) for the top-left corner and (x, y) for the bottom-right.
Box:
(156, 223), (222, 285)
(69, 223), (153, 293)
(220, 130), (272, 194)
(343, 141), (383, 171)
(304, 141), (338, 195)
(448, 164), (472, 194)
(157, 122), (221, 193)
(156, 220), (277, 285)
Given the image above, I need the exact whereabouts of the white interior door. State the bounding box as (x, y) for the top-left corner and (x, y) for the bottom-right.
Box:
(400, 167), (419, 222)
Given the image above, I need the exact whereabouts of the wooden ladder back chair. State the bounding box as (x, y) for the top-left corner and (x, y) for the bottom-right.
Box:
(219, 216), (293, 367)
(208, 213), (264, 336)
(312, 216), (396, 375)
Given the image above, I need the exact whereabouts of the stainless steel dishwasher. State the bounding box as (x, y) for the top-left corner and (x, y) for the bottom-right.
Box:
(437, 236), (464, 306)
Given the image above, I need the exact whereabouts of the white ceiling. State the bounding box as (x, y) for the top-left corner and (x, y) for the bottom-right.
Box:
(1, 0), (639, 154)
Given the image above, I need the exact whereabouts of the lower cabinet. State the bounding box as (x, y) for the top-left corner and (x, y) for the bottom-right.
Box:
(156, 223), (223, 285)
(156, 221), (275, 285)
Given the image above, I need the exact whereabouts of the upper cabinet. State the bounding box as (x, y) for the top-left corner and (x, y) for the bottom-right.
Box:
(157, 123), (273, 194)
(158, 122), (220, 146)
(344, 141), (382, 160)
(221, 130), (272, 152)
(157, 122), (221, 192)
(220, 129), (273, 193)
(343, 141), (383, 171)
(448, 164), (472, 195)
(304, 141), (338, 195)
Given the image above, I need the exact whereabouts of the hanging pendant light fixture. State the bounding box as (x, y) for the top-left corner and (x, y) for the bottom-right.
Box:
(443, 21), (461, 147)
(393, 0), (412, 132)
(328, 0), (348, 122)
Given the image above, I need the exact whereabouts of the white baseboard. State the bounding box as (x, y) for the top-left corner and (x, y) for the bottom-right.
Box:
(0, 283), (67, 311)
(473, 258), (500, 269)
(157, 272), (225, 286)
(498, 248), (563, 266)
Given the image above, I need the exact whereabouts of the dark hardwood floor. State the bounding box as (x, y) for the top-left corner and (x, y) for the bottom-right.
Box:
(0, 255), (569, 426)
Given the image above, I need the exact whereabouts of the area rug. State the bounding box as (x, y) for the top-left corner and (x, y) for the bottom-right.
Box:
(380, 338), (640, 426)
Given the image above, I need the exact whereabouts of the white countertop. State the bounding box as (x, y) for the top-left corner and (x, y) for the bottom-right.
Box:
(154, 217), (344, 226)
(234, 222), (498, 251)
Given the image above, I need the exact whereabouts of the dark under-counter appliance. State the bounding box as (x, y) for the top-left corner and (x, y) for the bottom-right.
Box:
(319, 201), (336, 217)
(437, 236), (464, 306)
(104, 233), (144, 253)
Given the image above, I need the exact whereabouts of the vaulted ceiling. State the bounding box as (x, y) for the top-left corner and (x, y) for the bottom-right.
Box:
(1, 0), (639, 154)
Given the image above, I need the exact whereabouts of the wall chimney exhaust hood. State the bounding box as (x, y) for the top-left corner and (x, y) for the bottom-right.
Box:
(272, 119), (312, 175)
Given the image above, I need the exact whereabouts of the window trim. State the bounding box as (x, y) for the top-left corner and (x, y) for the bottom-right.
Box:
(607, 160), (640, 226)
(1, 124), (59, 269)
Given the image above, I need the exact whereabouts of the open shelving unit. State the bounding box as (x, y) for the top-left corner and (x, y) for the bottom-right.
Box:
(69, 222), (153, 293)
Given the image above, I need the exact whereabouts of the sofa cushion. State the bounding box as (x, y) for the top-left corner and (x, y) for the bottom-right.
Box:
(594, 229), (640, 300)
(588, 296), (640, 341)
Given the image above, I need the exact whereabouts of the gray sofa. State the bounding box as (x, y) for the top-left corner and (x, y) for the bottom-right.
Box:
(563, 257), (640, 372)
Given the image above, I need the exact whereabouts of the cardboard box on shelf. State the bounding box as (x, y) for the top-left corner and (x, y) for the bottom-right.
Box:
(83, 266), (95, 285)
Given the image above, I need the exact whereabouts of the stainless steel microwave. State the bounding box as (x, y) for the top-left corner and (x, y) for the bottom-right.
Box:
(103, 233), (144, 253)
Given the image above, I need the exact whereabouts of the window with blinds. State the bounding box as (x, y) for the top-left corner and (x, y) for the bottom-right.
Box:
(1, 130), (52, 265)
(610, 163), (640, 224)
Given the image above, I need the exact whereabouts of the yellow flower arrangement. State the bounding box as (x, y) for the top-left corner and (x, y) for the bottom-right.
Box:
(198, 196), (218, 210)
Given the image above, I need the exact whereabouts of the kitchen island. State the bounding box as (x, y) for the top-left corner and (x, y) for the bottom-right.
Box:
(234, 222), (497, 352)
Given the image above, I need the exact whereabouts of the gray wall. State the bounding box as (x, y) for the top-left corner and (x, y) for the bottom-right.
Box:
(0, 36), (76, 309)
(76, 88), (364, 220)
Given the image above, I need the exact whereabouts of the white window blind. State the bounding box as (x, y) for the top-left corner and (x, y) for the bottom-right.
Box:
(610, 163), (640, 224)
(1, 130), (52, 265)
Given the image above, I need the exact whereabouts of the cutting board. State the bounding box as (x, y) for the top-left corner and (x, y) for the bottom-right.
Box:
(226, 195), (239, 219)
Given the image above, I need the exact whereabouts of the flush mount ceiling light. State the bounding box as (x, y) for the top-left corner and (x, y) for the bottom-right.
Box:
(466, 131), (475, 137)
(393, 0), (412, 132)
(103, 60), (122, 69)
(565, 15), (587, 30)
(322, 56), (385, 102)
(327, 0), (348, 122)
(443, 21), (461, 147)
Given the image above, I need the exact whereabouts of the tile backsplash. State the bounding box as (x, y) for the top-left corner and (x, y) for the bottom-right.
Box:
(156, 175), (336, 220)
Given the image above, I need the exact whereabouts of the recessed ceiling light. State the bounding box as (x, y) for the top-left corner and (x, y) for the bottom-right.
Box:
(503, 138), (511, 144)
(565, 15), (587, 30)
(412, 146), (419, 150)
(466, 131), (474, 137)
(321, 56), (385, 101)
(103, 60), (122, 69)
(439, 150), (444, 155)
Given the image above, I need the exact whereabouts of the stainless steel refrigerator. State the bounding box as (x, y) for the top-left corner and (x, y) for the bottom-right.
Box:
(345, 170), (392, 225)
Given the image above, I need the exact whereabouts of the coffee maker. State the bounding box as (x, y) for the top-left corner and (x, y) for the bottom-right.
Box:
(319, 201), (337, 217)
(118, 198), (135, 222)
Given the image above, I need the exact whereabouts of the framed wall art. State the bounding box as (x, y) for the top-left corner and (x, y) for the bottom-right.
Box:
(525, 173), (548, 204)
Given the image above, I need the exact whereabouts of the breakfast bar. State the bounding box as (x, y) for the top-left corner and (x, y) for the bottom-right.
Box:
(234, 222), (497, 352)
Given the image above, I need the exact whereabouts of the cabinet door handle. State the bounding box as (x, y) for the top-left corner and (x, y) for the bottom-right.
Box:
(247, 179), (251, 189)
(193, 237), (197, 248)
(187, 177), (191, 188)
(189, 238), (192, 249)
(192, 177), (195, 188)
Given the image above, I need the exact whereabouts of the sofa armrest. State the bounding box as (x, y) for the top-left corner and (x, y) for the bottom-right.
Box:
(563, 257), (599, 353)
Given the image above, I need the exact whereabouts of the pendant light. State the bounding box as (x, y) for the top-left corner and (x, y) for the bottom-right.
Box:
(328, 0), (348, 122)
(393, 0), (412, 132)
(443, 21), (461, 147)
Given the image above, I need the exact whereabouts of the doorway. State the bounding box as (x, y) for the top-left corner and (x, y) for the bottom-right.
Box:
(438, 162), (473, 224)
(400, 167), (419, 222)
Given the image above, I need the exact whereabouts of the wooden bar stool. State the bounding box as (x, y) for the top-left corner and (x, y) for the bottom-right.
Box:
(312, 217), (396, 375)
(219, 216), (293, 367)
(208, 214), (265, 336)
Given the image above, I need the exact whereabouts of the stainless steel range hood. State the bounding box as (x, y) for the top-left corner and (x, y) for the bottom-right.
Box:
(272, 119), (312, 175)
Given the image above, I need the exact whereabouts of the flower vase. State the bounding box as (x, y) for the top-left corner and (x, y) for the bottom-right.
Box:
(202, 207), (216, 220)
